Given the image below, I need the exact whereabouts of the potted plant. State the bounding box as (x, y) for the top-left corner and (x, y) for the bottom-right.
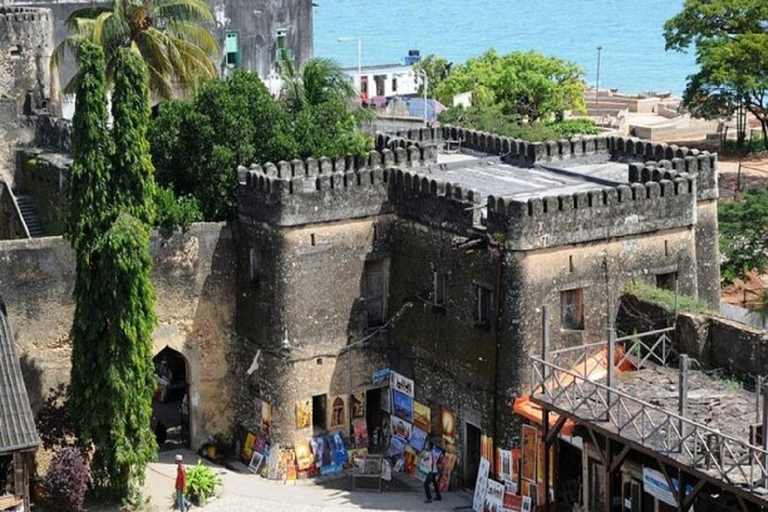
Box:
(186, 461), (223, 506)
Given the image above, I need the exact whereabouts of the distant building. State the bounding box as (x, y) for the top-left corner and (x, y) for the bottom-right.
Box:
(342, 63), (419, 101)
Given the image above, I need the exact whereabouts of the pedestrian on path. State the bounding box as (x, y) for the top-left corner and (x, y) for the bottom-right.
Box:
(422, 442), (442, 503)
(175, 454), (188, 511)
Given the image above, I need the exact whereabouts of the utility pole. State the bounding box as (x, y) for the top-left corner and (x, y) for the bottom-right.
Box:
(595, 46), (603, 109)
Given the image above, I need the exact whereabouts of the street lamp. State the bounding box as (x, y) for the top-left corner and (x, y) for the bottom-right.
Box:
(337, 36), (362, 93)
(414, 70), (429, 127)
(595, 46), (603, 108)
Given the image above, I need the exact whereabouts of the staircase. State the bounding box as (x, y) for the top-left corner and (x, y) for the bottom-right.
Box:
(15, 195), (44, 237)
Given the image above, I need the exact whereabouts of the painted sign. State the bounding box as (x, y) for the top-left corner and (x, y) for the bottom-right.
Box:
(372, 368), (391, 388)
(642, 467), (693, 508)
(472, 457), (491, 512)
(390, 370), (414, 397)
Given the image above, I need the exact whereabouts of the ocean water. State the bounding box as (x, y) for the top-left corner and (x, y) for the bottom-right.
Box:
(314, 0), (696, 96)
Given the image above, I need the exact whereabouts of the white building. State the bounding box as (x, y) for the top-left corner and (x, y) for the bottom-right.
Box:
(341, 63), (420, 100)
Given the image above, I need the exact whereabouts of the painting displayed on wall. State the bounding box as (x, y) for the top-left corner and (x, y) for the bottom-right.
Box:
(521, 424), (538, 482)
(331, 431), (349, 466)
(241, 431), (257, 463)
(390, 415), (413, 440)
(295, 442), (313, 471)
(353, 419), (369, 447)
(484, 479), (505, 512)
(330, 396), (346, 429)
(387, 434), (407, 457)
(404, 445), (418, 476)
(393, 390), (413, 423)
(351, 392), (365, 419)
(372, 368), (391, 388)
(267, 443), (281, 480)
(261, 400), (272, 435)
(498, 449), (513, 483)
(253, 434), (267, 455)
(437, 453), (457, 493)
(413, 401), (430, 432)
(481, 434), (494, 463)
(381, 388), (392, 413)
(296, 399), (312, 429)
(441, 408), (457, 447)
(390, 370), (414, 397)
(409, 426), (428, 452)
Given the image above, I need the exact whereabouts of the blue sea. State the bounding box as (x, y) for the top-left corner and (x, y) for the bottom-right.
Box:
(314, 0), (696, 96)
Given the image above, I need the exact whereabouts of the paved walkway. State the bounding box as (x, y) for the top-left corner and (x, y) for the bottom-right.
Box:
(142, 449), (473, 512)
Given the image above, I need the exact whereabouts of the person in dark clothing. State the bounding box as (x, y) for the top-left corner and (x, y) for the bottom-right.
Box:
(422, 441), (442, 503)
(154, 419), (167, 447)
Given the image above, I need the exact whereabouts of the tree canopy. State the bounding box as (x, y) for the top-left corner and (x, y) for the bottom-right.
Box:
(434, 49), (586, 122)
(412, 54), (452, 96)
(665, 0), (768, 147)
(150, 69), (371, 221)
(53, 0), (218, 99)
(66, 42), (157, 500)
(719, 187), (768, 283)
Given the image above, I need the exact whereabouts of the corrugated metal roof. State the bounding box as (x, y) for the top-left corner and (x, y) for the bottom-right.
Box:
(0, 301), (39, 453)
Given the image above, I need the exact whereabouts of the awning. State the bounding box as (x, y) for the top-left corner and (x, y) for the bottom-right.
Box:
(513, 396), (575, 437)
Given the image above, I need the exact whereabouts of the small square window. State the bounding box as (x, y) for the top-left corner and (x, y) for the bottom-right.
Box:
(561, 288), (584, 330)
(249, 248), (260, 283)
(433, 271), (446, 308)
(474, 284), (492, 328)
(656, 272), (677, 291)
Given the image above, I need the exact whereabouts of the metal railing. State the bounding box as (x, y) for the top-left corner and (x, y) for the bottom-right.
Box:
(530, 355), (768, 491)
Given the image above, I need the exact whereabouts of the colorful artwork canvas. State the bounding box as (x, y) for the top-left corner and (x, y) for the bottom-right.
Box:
(331, 431), (349, 466)
(521, 425), (538, 482)
(248, 451), (265, 474)
(441, 408), (457, 446)
(387, 434), (407, 457)
(404, 446), (418, 476)
(330, 396), (346, 429)
(390, 370), (414, 397)
(503, 481), (519, 507)
(253, 434), (267, 455)
(409, 426), (428, 452)
(499, 449), (513, 483)
(484, 479), (505, 512)
(413, 401), (431, 432)
(353, 419), (369, 447)
(437, 453), (457, 493)
(296, 399), (312, 429)
(472, 457), (490, 512)
(390, 415), (412, 439)
(381, 388), (392, 413)
(351, 392), (365, 419)
(267, 443), (281, 480)
(393, 390), (414, 423)
(372, 368), (391, 388)
(295, 442), (313, 471)
(241, 431), (256, 463)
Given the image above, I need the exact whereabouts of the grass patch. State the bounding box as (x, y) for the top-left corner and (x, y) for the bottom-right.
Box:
(623, 281), (713, 315)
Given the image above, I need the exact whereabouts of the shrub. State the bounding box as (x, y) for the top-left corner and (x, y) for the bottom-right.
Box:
(43, 448), (90, 512)
(549, 118), (598, 138)
(186, 461), (222, 506)
(35, 384), (75, 451)
(155, 186), (203, 231)
(623, 281), (712, 314)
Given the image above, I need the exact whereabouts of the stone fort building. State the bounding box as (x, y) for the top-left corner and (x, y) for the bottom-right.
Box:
(235, 127), (719, 484)
(0, 6), (721, 488)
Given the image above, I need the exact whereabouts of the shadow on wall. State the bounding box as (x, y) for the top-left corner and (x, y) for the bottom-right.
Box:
(19, 352), (43, 412)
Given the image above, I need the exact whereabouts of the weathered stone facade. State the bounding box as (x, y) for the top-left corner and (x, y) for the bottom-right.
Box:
(236, 126), (721, 485)
(0, 224), (237, 449)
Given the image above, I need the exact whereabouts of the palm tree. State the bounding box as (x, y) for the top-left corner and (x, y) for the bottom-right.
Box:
(280, 57), (358, 113)
(53, 0), (218, 99)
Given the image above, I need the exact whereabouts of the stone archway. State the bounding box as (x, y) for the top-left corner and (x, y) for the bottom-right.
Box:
(152, 346), (190, 450)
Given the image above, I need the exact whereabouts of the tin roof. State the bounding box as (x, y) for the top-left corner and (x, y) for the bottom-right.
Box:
(0, 300), (39, 454)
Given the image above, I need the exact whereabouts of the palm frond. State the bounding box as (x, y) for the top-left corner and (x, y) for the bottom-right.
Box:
(64, 6), (112, 31)
(154, 0), (214, 23)
(165, 20), (219, 55)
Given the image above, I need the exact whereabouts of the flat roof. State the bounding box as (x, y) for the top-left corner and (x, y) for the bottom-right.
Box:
(419, 155), (630, 200)
(342, 64), (412, 73)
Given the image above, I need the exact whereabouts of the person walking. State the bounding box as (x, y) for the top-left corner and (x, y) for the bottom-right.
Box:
(422, 442), (442, 503)
(175, 454), (187, 511)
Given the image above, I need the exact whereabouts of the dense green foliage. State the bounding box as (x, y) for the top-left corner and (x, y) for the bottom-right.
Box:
(412, 54), (453, 95)
(185, 462), (223, 506)
(664, 0), (768, 149)
(719, 187), (768, 283)
(438, 105), (597, 142)
(111, 48), (157, 226)
(54, 0), (217, 98)
(434, 50), (586, 122)
(149, 69), (371, 221)
(281, 57), (357, 113)
(66, 43), (158, 501)
(155, 187), (203, 230)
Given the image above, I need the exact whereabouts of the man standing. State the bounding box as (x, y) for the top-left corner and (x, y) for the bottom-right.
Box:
(422, 442), (442, 503)
(175, 454), (187, 511)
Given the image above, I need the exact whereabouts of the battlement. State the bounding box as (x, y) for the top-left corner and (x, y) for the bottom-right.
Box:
(626, 151), (717, 201)
(0, 6), (50, 23)
(486, 176), (696, 250)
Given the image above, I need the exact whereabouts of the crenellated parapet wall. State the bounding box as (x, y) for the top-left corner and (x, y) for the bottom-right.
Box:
(238, 145), (479, 230)
(34, 114), (71, 153)
(375, 127), (442, 154)
(486, 176), (697, 250)
(626, 152), (717, 201)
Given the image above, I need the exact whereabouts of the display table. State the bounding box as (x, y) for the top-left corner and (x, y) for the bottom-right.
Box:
(351, 454), (383, 492)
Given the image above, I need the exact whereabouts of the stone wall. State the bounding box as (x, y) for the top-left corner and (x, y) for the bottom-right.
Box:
(0, 223), (237, 448)
(617, 295), (768, 379)
(19, 149), (70, 235)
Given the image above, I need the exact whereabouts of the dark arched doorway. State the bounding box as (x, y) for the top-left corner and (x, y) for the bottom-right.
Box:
(152, 347), (189, 450)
